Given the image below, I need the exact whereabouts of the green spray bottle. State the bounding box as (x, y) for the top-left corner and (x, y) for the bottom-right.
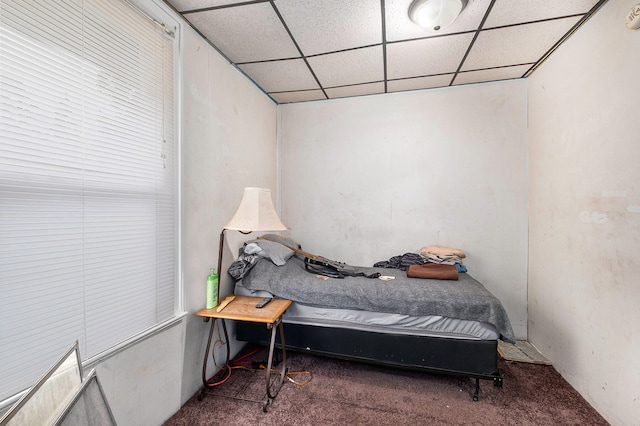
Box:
(206, 267), (218, 309)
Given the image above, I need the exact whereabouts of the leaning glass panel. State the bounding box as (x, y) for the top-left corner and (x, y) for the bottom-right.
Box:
(52, 370), (116, 426)
(0, 341), (82, 426)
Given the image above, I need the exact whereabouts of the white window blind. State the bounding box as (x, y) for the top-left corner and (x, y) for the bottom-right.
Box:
(0, 0), (177, 402)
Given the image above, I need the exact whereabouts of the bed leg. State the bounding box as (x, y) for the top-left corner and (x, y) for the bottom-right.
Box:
(493, 376), (503, 388)
(473, 378), (480, 401)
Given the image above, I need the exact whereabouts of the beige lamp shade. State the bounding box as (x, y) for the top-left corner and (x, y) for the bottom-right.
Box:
(224, 187), (287, 232)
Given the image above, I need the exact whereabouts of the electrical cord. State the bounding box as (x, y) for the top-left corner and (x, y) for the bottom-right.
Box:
(285, 370), (313, 386)
(204, 364), (231, 387)
(202, 311), (313, 389)
(204, 322), (232, 387)
(206, 340), (313, 387)
(230, 363), (313, 386)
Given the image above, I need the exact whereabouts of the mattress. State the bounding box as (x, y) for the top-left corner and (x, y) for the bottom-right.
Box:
(235, 283), (499, 340)
(237, 256), (515, 343)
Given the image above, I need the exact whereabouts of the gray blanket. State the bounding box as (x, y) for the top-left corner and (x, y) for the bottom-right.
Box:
(241, 256), (515, 343)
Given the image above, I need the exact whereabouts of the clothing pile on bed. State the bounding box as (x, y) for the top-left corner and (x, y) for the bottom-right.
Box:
(228, 235), (299, 280)
(374, 245), (467, 281)
(229, 234), (516, 343)
(228, 234), (468, 282)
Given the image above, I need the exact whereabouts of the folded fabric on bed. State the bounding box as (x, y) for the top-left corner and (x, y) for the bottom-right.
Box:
(420, 245), (466, 265)
(240, 256), (515, 343)
(407, 263), (458, 280)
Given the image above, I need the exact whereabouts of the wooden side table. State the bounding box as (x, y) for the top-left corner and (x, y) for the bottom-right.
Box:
(196, 295), (292, 412)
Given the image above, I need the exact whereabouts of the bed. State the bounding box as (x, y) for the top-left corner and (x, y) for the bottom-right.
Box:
(230, 237), (515, 400)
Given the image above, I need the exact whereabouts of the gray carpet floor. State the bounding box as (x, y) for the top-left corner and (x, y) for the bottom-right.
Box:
(164, 347), (609, 425)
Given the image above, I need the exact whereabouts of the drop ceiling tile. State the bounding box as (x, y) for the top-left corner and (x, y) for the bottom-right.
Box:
(461, 16), (582, 71)
(484, 0), (600, 28)
(453, 64), (533, 86)
(307, 46), (383, 88)
(171, 0), (607, 103)
(186, 3), (299, 63)
(270, 90), (326, 103)
(168, 0), (254, 13)
(238, 59), (319, 93)
(325, 82), (385, 99)
(387, 33), (474, 80)
(387, 74), (453, 92)
(275, 0), (382, 56)
(385, 0), (491, 42)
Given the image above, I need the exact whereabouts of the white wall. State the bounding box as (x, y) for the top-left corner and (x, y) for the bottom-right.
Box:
(278, 81), (529, 339)
(94, 324), (184, 425)
(179, 23), (278, 408)
(527, 1), (640, 425)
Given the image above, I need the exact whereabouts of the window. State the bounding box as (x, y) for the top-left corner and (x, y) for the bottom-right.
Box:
(0, 0), (179, 402)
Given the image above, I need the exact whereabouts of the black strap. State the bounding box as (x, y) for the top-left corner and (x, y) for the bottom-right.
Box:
(304, 257), (345, 278)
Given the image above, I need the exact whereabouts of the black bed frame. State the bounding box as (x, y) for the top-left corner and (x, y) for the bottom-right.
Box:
(236, 321), (503, 401)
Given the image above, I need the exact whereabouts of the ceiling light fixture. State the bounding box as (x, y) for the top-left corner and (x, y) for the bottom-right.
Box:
(409, 0), (467, 32)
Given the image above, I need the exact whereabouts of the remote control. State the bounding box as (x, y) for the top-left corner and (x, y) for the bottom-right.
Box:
(255, 297), (272, 309)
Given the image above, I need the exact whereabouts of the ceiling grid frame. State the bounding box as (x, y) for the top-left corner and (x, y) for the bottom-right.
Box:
(169, 0), (609, 104)
(449, 0), (497, 87)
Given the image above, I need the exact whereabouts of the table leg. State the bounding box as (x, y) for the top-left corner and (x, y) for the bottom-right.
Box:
(263, 318), (287, 412)
(198, 318), (231, 400)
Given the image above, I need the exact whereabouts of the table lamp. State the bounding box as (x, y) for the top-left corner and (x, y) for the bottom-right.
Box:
(202, 187), (286, 390)
(217, 187), (287, 286)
